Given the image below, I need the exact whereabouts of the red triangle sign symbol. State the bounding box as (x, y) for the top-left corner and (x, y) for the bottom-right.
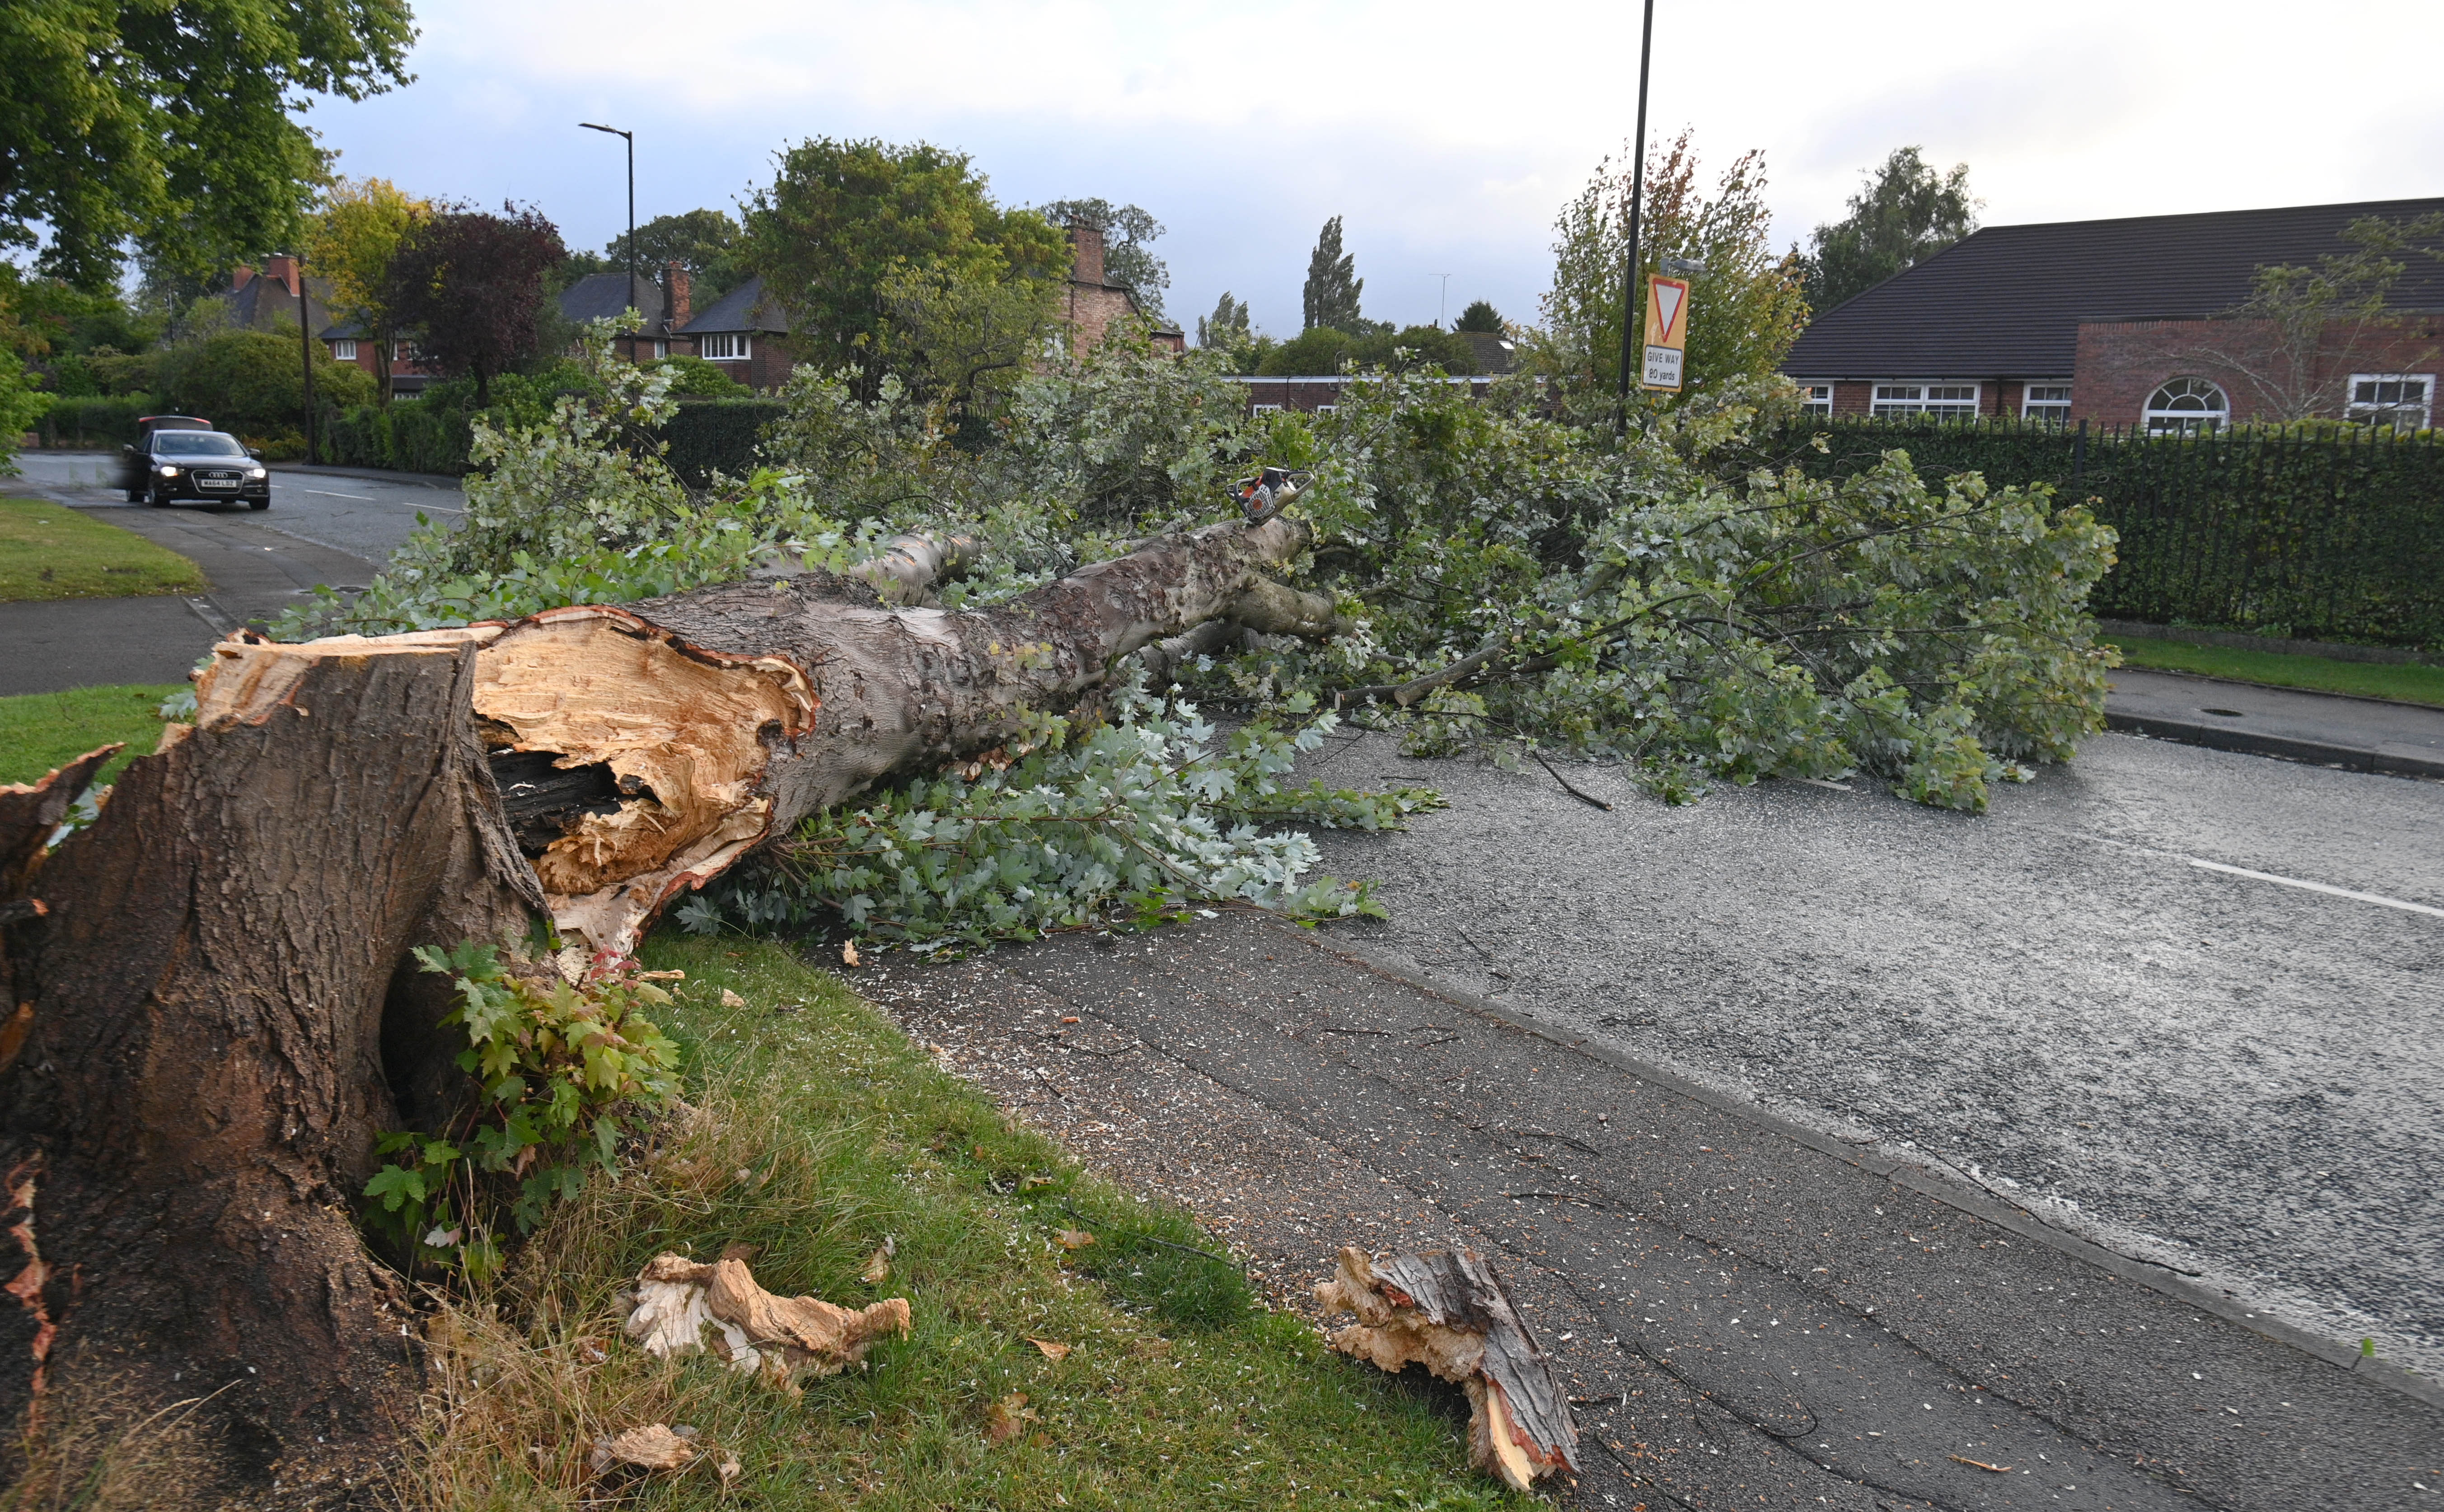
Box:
(1654, 283), (1684, 340)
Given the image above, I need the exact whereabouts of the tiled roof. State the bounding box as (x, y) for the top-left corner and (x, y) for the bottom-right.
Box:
(679, 275), (792, 336)
(558, 271), (671, 330)
(1783, 197), (2444, 378)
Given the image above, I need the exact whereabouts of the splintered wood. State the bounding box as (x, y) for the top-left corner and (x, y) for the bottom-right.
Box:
(1314, 1246), (1578, 1491)
(624, 1251), (910, 1392)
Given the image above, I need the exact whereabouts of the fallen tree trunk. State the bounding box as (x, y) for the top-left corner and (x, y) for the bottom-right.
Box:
(0, 514), (1332, 1488)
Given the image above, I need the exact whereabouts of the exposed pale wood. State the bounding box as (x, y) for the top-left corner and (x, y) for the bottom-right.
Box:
(1315, 1245), (1578, 1490)
(625, 1251), (911, 1389)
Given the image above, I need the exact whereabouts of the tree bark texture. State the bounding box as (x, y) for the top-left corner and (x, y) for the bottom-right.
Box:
(0, 516), (1327, 1484)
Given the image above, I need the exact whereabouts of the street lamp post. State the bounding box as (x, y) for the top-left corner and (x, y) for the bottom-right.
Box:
(295, 255), (316, 467)
(580, 121), (636, 326)
(1614, 0), (1657, 431)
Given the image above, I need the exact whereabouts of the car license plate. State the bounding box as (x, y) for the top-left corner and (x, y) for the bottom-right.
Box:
(198, 476), (238, 490)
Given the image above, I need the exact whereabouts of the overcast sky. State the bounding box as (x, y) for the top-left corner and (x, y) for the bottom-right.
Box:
(307, 0), (2444, 335)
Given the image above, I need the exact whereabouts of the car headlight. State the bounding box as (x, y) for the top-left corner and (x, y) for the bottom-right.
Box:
(247, 467), (267, 479)
(157, 464), (179, 476)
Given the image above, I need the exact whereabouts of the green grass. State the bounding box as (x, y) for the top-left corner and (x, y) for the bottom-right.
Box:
(2107, 634), (2444, 707)
(0, 684), (184, 788)
(410, 933), (1526, 1512)
(0, 498), (205, 602)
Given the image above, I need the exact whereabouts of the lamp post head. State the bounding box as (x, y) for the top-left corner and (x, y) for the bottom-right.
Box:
(579, 121), (631, 140)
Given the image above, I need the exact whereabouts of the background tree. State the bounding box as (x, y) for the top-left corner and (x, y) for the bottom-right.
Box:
(306, 175), (430, 403)
(384, 203), (567, 406)
(1256, 323), (1475, 376)
(0, 0), (416, 289)
(878, 262), (1062, 445)
(605, 208), (749, 301)
(1039, 199), (1169, 319)
(1540, 130), (1809, 405)
(1454, 299), (1504, 334)
(156, 327), (373, 442)
(742, 137), (1066, 394)
(1799, 147), (1977, 312)
(1197, 291), (1251, 350)
(1303, 216), (1364, 332)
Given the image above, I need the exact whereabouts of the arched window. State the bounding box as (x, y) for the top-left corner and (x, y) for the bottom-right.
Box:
(2143, 378), (2229, 434)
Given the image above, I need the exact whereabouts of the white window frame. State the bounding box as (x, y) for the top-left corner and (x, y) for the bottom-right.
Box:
(1871, 381), (1981, 420)
(651, 339), (669, 360)
(1311, 404), (1337, 415)
(2020, 381), (2073, 422)
(699, 332), (751, 361)
(1799, 383), (1833, 415)
(328, 338), (358, 362)
(2142, 377), (2230, 435)
(2346, 373), (2433, 432)
(1250, 403), (1283, 415)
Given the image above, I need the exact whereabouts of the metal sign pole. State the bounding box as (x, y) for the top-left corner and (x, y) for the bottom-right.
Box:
(1614, 0), (1657, 432)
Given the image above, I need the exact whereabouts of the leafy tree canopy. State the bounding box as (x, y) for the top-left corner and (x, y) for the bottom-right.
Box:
(1453, 299), (1503, 334)
(1040, 198), (1169, 319)
(1197, 291), (1251, 350)
(1256, 323), (1475, 377)
(1540, 130), (1809, 406)
(743, 137), (1066, 390)
(306, 175), (430, 401)
(384, 203), (567, 406)
(156, 327), (372, 438)
(0, 0), (417, 288)
(605, 208), (748, 298)
(1801, 147), (1977, 311)
(1303, 217), (1363, 332)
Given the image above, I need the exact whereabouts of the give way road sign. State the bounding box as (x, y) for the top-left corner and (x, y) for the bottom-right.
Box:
(1642, 275), (1690, 392)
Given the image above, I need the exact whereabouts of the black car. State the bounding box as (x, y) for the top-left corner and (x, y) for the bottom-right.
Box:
(120, 418), (271, 509)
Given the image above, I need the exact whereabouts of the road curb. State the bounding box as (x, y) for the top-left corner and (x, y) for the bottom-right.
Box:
(2104, 710), (2444, 780)
(1301, 922), (2444, 1414)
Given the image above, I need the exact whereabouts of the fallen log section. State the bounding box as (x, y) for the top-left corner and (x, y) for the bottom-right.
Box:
(1315, 1245), (1578, 1490)
(0, 515), (1338, 1487)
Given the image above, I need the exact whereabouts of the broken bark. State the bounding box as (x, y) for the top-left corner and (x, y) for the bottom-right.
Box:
(0, 515), (1331, 1485)
(623, 1251), (911, 1388)
(1315, 1245), (1578, 1491)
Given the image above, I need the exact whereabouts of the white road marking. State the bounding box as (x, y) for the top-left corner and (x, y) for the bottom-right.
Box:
(303, 488), (373, 500)
(2186, 858), (2444, 918)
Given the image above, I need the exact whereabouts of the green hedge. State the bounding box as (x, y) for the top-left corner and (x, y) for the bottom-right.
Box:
(323, 399), (479, 476)
(1774, 417), (2444, 651)
(661, 398), (786, 485)
(35, 395), (151, 449)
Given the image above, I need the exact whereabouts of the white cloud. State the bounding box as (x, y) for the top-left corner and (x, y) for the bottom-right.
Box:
(314, 0), (2444, 331)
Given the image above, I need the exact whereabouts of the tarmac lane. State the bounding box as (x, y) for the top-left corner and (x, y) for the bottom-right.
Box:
(872, 906), (2444, 1510)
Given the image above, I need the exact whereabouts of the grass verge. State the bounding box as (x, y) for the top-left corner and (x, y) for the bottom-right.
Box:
(0, 684), (182, 787)
(0, 498), (205, 601)
(2107, 635), (2444, 707)
(409, 932), (1526, 1512)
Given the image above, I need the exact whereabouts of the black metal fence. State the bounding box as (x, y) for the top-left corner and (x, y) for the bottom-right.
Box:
(1771, 417), (2444, 650)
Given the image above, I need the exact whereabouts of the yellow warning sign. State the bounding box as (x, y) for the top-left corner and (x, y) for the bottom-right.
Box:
(1641, 275), (1690, 392)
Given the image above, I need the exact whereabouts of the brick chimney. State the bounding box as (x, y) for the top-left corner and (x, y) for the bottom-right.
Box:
(262, 253), (300, 297)
(232, 264), (256, 291)
(1070, 226), (1106, 286)
(666, 260), (692, 326)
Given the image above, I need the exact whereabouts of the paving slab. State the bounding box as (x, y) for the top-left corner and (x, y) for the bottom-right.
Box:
(865, 908), (2444, 1510)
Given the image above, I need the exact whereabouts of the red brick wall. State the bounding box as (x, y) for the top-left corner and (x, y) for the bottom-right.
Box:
(2074, 317), (2444, 425)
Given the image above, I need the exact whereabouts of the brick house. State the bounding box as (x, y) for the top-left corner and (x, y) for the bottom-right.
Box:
(1057, 226), (1185, 356)
(558, 262), (697, 363)
(677, 275), (796, 390)
(1782, 197), (2444, 431)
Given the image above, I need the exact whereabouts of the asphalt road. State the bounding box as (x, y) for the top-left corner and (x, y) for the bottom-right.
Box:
(10, 450), (462, 563)
(1288, 728), (2444, 1381)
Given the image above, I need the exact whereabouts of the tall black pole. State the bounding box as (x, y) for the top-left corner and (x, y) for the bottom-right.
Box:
(295, 255), (316, 467)
(581, 123), (639, 350)
(1614, 0), (1657, 433)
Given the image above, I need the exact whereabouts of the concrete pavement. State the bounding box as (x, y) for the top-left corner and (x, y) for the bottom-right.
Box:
(871, 905), (2444, 1510)
(2107, 667), (2444, 778)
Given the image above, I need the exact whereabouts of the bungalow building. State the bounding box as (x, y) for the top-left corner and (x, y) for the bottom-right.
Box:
(678, 274), (796, 389)
(1781, 197), (2444, 432)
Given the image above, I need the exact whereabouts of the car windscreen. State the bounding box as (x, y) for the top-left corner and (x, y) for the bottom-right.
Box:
(153, 432), (248, 457)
